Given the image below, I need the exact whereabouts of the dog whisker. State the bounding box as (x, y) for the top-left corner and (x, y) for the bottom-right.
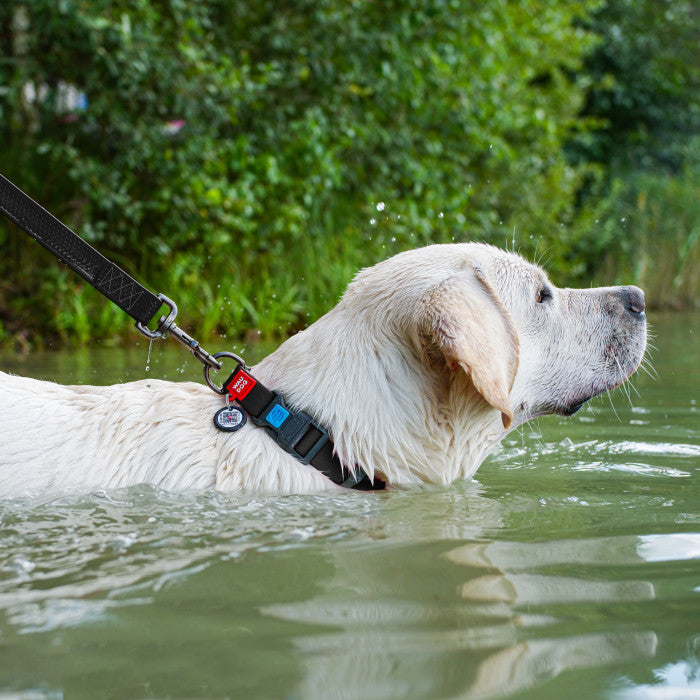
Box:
(605, 387), (622, 421)
(640, 358), (658, 381)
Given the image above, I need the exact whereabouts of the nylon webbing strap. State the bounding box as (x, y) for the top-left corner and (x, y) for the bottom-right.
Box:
(0, 174), (162, 326)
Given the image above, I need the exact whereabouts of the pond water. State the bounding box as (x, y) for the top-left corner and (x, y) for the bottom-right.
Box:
(0, 313), (698, 700)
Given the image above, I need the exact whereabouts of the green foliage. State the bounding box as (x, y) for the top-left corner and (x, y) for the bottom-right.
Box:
(558, 0), (700, 300)
(0, 0), (698, 349)
(589, 139), (700, 308)
(573, 0), (700, 171)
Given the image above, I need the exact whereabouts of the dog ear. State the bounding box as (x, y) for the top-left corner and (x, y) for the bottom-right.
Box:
(422, 265), (519, 429)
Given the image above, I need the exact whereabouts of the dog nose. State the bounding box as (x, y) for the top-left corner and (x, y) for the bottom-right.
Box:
(622, 286), (646, 316)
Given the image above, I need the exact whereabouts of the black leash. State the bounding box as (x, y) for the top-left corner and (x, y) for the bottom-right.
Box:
(0, 173), (384, 491)
(0, 173), (221, 370)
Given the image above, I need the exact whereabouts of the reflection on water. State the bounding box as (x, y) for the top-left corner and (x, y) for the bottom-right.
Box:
(264, 528), (696, 700)
(2, 482), (696, 699)
(0, 312), (698, 699)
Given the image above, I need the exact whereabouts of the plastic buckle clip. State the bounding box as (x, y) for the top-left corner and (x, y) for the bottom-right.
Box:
(253, 392), (329, 465)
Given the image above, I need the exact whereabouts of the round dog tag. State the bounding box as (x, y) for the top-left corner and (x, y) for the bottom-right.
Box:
(213, 406), (247, 432)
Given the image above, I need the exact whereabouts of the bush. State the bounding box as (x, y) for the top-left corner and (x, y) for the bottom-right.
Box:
(573, 0), (700, 172)
(3, 0), (672, 348)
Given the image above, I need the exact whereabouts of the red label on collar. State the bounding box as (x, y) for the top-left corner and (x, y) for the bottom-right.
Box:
(225, 368), (257, 401)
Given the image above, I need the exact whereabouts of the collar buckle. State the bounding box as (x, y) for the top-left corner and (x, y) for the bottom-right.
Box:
(255, 391), (330, 465)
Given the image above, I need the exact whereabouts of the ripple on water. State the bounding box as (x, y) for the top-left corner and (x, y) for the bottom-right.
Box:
(0, 485), (382, 634)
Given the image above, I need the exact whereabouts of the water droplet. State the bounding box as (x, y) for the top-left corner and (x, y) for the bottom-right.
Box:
(370, 218), (377, 225)
(376, 202), (385, 212)
(145, 338), (154, 373)
(13, 557), (35, 574)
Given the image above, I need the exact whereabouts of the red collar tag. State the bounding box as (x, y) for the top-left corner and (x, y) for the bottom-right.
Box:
(224, 368), (257, 401)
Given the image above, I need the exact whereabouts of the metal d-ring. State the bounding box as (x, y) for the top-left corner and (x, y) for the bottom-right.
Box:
(204, 351), (246, 395)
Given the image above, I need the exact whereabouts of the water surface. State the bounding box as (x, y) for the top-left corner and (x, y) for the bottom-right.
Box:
(0, 313), (698, 699)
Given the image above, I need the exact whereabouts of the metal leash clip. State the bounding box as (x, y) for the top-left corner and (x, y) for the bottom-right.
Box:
(136, 293), (223, 372)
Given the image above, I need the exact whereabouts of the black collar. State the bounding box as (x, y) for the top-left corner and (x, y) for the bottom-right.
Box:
(221, 365), (385, 491)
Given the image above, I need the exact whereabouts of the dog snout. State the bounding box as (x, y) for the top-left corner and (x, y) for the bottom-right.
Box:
(621, 285), (646, 317)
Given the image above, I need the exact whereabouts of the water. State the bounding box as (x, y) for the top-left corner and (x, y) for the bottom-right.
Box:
(0, 313), (698, 700)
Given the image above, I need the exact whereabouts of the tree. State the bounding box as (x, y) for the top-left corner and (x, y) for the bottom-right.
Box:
(574, 0), (700, 172)
(0, 0), (600, 345)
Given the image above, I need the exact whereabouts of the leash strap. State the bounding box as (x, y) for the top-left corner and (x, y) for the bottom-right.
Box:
(223, 365), (385, 491)
(0, 174), (162, 326)
(0, 173), (222, 369)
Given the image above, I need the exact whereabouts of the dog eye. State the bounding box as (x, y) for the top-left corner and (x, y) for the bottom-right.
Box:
(536, 287), (552, 304)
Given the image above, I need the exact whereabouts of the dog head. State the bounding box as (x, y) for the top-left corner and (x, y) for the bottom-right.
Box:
(344, 242), (647, 430)
(255, 243), (647, 485)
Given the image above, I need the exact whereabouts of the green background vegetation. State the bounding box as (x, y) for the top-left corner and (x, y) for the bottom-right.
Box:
(1, 0), (698, 348)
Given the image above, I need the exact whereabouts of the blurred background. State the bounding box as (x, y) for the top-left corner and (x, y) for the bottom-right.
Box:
(1, 0), (698, 349)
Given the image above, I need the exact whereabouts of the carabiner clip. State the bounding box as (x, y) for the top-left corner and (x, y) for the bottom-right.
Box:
(136, 293), (222, 371)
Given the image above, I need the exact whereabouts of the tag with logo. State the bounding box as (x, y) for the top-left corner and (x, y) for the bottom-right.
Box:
(224, 368), (257, 401)
(213, 406), (247, 432)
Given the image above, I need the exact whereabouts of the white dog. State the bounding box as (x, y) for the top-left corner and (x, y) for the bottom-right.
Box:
(0, 243), (647, 496)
